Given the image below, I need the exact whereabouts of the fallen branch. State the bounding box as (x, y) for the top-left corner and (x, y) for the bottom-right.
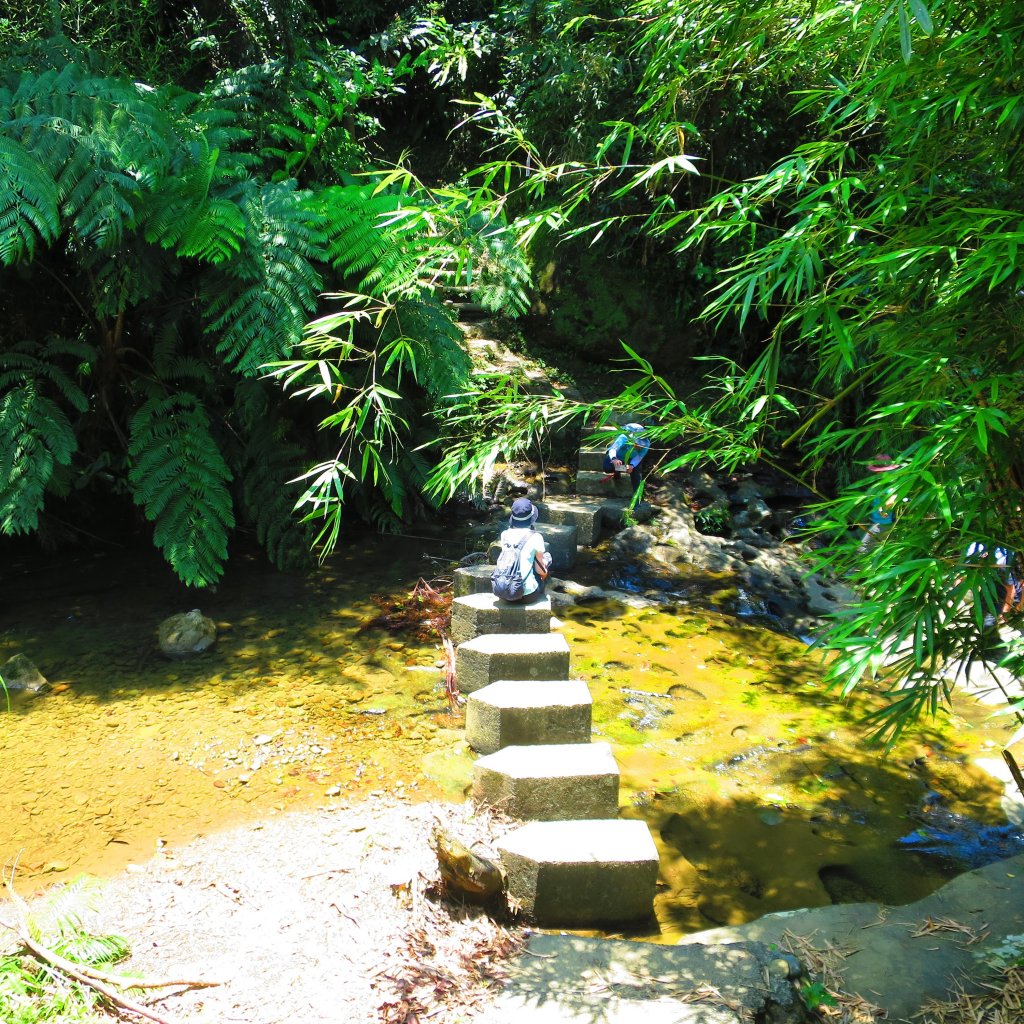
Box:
(0, 918), (182, 1024)
(1, 867), (219, 1024)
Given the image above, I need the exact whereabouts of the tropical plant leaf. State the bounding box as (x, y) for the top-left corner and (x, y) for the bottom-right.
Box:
(127, 393), (235, 586)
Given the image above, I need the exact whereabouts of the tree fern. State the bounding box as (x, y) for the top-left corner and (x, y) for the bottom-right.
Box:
(127, 394), (235, 587)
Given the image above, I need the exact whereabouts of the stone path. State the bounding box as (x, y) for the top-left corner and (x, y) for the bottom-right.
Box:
(452, 435), (661, 925)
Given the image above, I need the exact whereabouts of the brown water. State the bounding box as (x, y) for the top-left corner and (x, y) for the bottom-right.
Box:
(0, 537), (1014, 941)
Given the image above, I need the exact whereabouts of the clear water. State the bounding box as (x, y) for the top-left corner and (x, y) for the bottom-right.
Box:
(1, 535), (1014, 941)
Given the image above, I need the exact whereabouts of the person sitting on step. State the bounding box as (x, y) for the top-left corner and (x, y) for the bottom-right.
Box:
(498, 498), (552, 601)
(603, 422), (650, 495)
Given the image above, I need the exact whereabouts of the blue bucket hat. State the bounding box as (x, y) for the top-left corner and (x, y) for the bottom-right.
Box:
(509, 497), (539, 527)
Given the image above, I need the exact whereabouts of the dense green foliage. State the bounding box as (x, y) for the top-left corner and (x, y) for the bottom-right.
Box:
(423, 0), (1024, 736)
(2, 0), (1022, 737)
(0, 28), (523, 585)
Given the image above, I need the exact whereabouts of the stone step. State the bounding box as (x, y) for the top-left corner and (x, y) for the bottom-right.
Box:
(488, 522), (578, 571)
(472, 742), (619, 820)
(450, 593), (553, 645)
(453, 563), (495, 597)
(576, 469), (634, 498)
(484, 933), (779, 1024)
(456, 632), (571, 694)
(536, 497), (605, 546)
(497, 819), (659, 925)
(577, 448), (607, 473)
(466, 679), (593, 754)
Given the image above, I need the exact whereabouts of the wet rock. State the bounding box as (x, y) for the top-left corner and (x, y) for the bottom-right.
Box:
(897, 793), (1024, 868)
(818, 863), (882, 903)
(157, 609), (217, 659)
(609, 526), (655, 558)
(1, 653), (50, 693)
(732, 497), (773, 531)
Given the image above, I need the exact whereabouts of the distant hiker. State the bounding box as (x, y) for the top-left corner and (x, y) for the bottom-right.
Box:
(491, 498), (551, 602)
(964, 541), (1024, 626)
(857, 453), (901, 552)
(603, 422), (650, 495)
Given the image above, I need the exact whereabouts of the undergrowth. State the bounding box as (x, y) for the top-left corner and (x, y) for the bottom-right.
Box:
(0, 878), (130, 1024)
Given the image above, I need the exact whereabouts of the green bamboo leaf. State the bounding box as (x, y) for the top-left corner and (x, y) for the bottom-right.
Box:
(907, 0), (933, 34)
(898, 4), (912, 62)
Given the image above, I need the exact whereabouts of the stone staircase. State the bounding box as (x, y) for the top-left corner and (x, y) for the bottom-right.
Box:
(450, 439), (661, 928)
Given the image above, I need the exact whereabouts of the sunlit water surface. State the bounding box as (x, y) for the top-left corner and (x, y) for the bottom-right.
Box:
(0, 535), (1014, 941)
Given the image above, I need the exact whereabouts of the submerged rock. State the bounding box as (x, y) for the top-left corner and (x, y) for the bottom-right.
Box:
(0, 653), (50, 693)
(158, 609), (217, 659)
(897, 793), (1024, 869)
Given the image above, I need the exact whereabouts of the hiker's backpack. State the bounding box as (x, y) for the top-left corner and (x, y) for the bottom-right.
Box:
(490, 533), (531, 601)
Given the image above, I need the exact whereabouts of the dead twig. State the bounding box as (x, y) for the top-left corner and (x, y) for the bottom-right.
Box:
(909, 916), (986, 945)
(440, 635), (460, 712)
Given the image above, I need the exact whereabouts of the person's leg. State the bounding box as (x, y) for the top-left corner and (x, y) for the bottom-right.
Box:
(629, 460), (644, 494)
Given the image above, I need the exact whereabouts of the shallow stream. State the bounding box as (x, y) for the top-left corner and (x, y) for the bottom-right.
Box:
(0, 534), (1015, 941)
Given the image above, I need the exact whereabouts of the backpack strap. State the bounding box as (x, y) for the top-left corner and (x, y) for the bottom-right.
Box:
(507, 531), (534, 578)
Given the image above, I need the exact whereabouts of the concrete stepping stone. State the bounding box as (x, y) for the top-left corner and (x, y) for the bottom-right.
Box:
(576, 469), (634, 498)
(472, 741), (619, 820)
(450, 593), (553, 645)
(466, 679), (592, 754)
(536, 497), (606, 546)
(497, 819), (659, 925)
(577, 448), (607, 472)
(456, 632), (570, 694)
(453, 563), (494, 597)
(487, 522), (578, 571)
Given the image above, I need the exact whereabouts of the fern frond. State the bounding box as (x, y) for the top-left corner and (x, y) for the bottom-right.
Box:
(202, 180), (325, 375)
(0, 136), (60, 264)
(21, 874), (130, 967)
(0, 337), (92, 412)
(55, 932), (131, 968)
(150, 324), (216, 388)
(83, 242), (168, 318)
(384, 297), (469, 401)
(127, 393), (235, 587)
(0, 385), (77, 534)
(318, 184), (429, 297)
(473, 224), (533, 316)
(177, 195), (248, 263)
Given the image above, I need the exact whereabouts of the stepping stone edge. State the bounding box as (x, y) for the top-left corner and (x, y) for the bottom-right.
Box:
(456, 633), (571, 694)
(465, 679), (593, 754)
(498, 819), (660, 925)
(450, 593), (553, 645)
(472, 742), (620, 821)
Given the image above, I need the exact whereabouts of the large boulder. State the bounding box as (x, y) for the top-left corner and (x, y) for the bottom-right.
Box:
(158, 609), (216, 659)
